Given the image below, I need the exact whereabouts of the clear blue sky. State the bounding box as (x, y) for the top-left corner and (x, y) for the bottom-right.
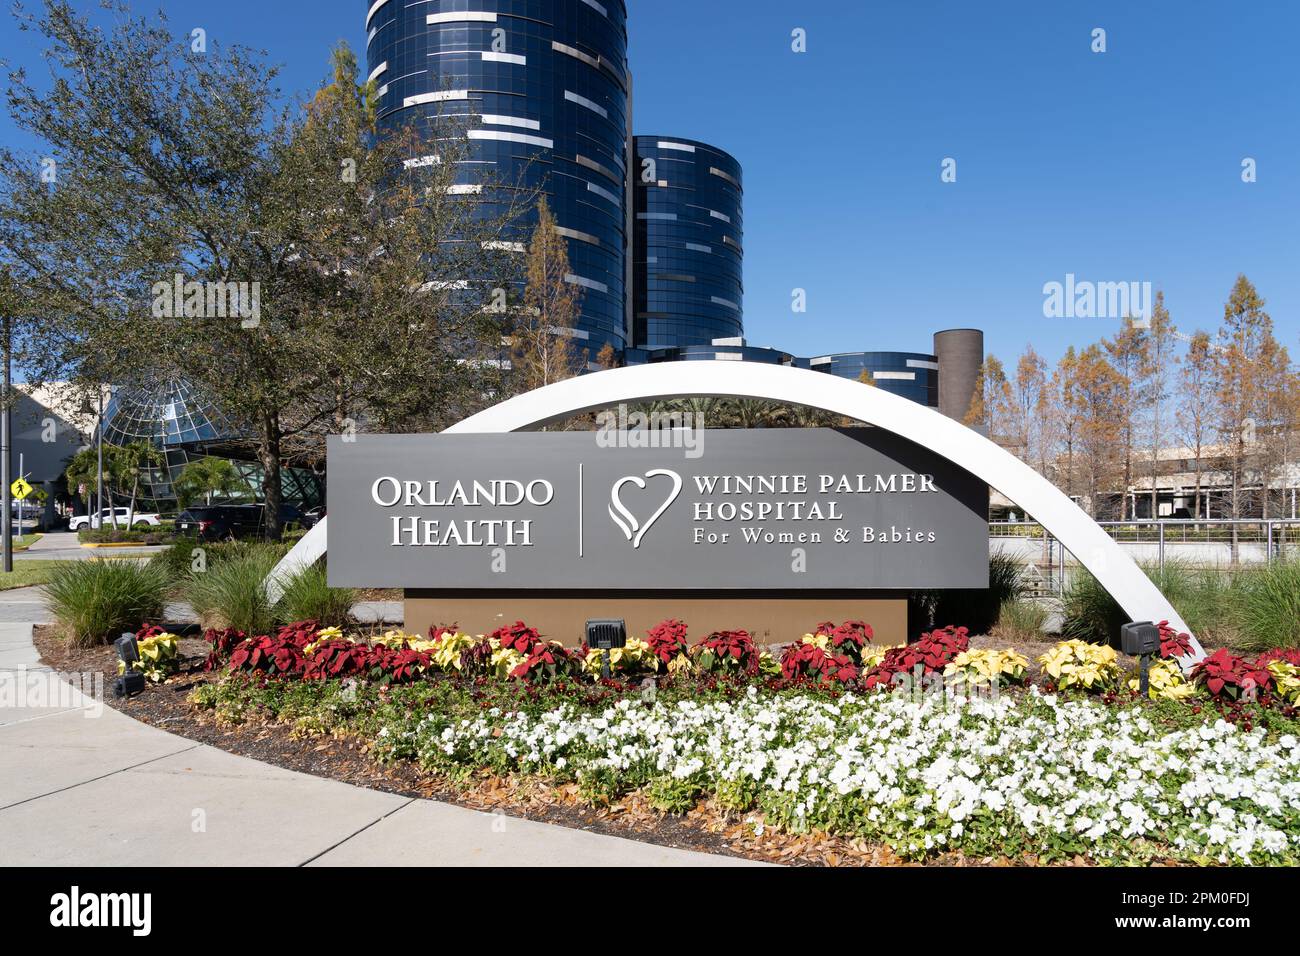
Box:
(2, 0), (1297, 366)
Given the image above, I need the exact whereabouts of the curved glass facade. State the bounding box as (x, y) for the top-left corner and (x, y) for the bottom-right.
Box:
(100, 382), (323, 510)
(808, 352), (939, 407)
(366, 0), (631, 353)
(632, 136), (743, 348)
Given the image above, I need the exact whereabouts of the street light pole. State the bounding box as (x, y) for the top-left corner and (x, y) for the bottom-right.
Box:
(96, 386), (104, 531)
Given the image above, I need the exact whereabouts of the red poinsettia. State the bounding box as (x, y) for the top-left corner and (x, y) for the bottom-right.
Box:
(781, 640), (859, 684)
(1191, 649), (1274, 701)
(228, 635), (306, 676)
(862, 626), (970, 690)
(510, 642), (577, 684)
(491, 621), (543, 654)
(814, 620), (875, 664)
(1157, 621), (1194, 660)
(646, 619), (690, 665)
(428, 623), (459, 642)
(693, 629), (760, 674)
(302, 640), (371, 681)
(202, 626), (246, 671)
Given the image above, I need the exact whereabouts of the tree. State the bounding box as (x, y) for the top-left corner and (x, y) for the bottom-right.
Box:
(1012, 345), (1051, 473)
(117, 441), (164, 525)
(1178, 331), (1217, 520)
(512, 196), (584, 391)
(964, 355), (1015, 447)
(1064, 345), (1125, 518)
(1212, 275), (1281, 558)
(1143, 292), (1178, 518)
(173, 458), (251, 509)
(0, 7), (522, 539)
(1103, 319), (1152, 520)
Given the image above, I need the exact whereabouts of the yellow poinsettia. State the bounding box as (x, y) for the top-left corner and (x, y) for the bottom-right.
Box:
(118, 632), (180, 684)
(430, 632), (478, 672)
(944, 648), (1029, 688)
(1038, 640), (1120, 693)
(859, 646), (888, 671)
(1267, 660), (1300, 705)
(666, 652), (693, 676)
(1128, 658), (1195, 700)
(582, 637), (657, 676)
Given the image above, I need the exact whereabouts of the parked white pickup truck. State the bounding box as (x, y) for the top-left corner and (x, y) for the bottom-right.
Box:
(69, 508), (163, 531)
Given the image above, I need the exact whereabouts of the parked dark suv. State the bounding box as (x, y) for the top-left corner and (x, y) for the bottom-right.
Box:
(177, 504), (305, 541)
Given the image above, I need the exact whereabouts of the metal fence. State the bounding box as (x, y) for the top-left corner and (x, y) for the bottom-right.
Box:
(990, 519), (1300, 596)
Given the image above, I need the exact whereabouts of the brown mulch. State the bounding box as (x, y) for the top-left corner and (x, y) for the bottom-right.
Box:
(33, 624), (1091, 868)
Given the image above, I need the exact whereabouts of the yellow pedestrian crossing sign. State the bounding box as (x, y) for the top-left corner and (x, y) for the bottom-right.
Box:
(10, 478), (33, 501)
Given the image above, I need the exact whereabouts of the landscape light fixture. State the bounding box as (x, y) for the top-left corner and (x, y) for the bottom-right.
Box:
(586, 619), (627, 680)
(1120, 621), (1161, 698)
(112, 632), (146, 699)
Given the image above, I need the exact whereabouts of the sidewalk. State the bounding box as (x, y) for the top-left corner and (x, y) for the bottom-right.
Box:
(0, 622), (752, 866)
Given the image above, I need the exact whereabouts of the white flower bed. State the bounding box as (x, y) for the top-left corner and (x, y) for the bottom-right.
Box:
(406, 687), (1300, 864)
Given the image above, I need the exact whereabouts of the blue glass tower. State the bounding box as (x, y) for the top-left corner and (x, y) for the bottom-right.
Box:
(632, 136), (743, 349)
(365, 0), (632, 354)
(808, 352), (940, 407)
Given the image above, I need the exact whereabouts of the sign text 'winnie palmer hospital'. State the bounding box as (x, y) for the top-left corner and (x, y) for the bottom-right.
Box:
(327, 430), (989, 591)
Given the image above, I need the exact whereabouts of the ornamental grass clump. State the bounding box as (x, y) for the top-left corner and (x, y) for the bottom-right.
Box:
(275, 562), (356, 629)
(185, 545), (281, 635)
(47, 559), (171, 648)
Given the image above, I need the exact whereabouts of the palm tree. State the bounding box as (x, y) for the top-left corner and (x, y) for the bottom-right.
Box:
(173, 457), (251, 509)
(118, 441), (165, 526)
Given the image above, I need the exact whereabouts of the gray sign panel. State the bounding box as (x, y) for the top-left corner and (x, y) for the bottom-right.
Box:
(327, 429), (989, 590)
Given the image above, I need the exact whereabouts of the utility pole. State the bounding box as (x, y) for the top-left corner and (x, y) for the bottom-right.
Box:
(2, 313), (11, 574)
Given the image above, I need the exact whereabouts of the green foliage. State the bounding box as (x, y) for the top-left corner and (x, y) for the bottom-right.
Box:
(1060, 569), (1128, 645)
(1234, 560), (1300, 650)
(45, 559), (171, 647)
(185, 545), (282, 635)
(994, 598), (1051, 641)
(172, 458), (251, 509)
(275, 561), (356, 628)
(915, 552), (1026, 636)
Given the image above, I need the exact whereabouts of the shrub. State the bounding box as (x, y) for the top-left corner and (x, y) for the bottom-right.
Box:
(1059, 571), (1128, 646)
(228, 634), (306, 676)
(185, 545), (281, 635)
(780, 638), (859, 684)
(1190, 649), (1274, 702)
(203, 626), (246, 671)
(149, 539), (204, 581)
(275, 561), (355, 628)
(645, 619), (690, 670)
(491, 621), (543, 654)
(581, 637), (657, 678)
(1129, 658), (1195, 701)
(46, 559), (172, 647)
(1037, 639), (1121, 693)
(690, 629), (760, 674)
(925, 553), (1026, 636)
(992, 598), (1050, 642)
(1234, 560), (1300, 651)
(863, 626), (970, 690)
(813, 620), (874, 664)
(943, 648), (1029, 690)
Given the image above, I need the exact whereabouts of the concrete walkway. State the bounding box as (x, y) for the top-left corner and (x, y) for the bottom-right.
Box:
(15, 530), (169, 562)
(0, 621), (751, 866)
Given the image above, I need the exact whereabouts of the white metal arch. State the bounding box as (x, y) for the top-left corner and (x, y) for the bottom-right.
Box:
(268, 361), (1202, 657)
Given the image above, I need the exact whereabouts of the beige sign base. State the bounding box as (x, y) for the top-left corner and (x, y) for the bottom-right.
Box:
(404, 590), (910, 648)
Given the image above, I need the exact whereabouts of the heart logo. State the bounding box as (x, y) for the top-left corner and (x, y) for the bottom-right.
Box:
(608, 469), (683, 549)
